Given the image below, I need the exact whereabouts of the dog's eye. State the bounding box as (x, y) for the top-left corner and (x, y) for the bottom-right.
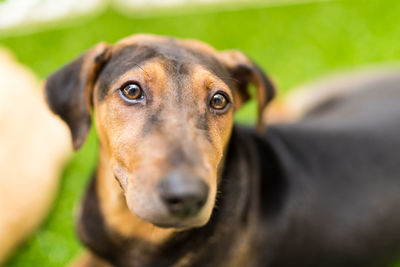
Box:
(120, 83), (143, 101)
(210, 92), (229, 110)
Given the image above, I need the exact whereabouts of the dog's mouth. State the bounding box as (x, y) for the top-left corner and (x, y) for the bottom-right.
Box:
(126, 200), (214, 229)
(113, 165), (216, 229)
(151, 220), (199, 230)
(126, 190), (215, 229)
(120, 181), (214, 229)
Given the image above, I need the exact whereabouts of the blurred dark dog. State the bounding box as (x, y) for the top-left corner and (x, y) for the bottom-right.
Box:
(45, 34), (400, 267)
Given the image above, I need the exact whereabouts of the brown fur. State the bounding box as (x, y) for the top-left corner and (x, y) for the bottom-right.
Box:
(69, 251), (111, 267)
(92, 58), (232, 228)
(45, 34), (275, 266)
(45, 34), (400, 267)
(96, 147), (174, 244)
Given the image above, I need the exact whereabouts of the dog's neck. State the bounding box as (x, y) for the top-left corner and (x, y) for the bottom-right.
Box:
(77, 127), (264, 267)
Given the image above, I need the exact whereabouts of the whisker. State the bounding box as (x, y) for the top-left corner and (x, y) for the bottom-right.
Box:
(134, 63), (150, 78)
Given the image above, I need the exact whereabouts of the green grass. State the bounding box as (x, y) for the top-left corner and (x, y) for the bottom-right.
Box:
(1, 0), (400, 265)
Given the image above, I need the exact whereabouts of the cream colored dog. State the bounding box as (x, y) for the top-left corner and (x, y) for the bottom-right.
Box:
(0, 48), (71, 264)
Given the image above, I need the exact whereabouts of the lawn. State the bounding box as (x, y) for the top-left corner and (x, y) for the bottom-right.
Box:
(1, 0), (400, 266)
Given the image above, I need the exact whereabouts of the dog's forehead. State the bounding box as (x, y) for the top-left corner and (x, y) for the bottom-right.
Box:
(96, 38), (231, 101)
(115, 34), (218, 55)
(109, 39), (227, 76)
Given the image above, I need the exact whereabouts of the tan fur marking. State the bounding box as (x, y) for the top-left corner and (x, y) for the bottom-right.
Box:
(69, 250), (111, 267)
(92, 41), (235, 233)
(97, 148), (174, 244)
(94, 60), (175, 243)
(188, 65), (234, 216)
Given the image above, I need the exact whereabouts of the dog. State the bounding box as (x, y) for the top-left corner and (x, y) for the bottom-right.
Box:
(45, 34), (400, 267)
(0, 48), (70, 264)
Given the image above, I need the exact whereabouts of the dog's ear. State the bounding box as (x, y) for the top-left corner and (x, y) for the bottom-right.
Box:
(217, 50), (276, 132)
(45, 43), (111, 150)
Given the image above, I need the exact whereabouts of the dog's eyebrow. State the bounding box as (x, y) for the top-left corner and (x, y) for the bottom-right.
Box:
(96, 45), (161, 101)
(96, 62), (150, 101)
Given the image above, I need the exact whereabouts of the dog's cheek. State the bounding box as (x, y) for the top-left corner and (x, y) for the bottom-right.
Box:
(112, 164), (132, 191)
(209, 112), (234, 161)
(98, 98), (147, 158)
(93, 103), (113, 157)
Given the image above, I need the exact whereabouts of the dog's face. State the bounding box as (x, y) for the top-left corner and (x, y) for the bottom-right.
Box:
(46, 34), (275, 229)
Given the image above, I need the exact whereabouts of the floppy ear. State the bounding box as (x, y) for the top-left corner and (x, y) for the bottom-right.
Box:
(45, 43), (110, 150)
(217, 50), (276, 132)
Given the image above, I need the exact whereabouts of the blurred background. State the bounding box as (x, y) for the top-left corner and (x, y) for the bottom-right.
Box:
(0, 0), (399, 266)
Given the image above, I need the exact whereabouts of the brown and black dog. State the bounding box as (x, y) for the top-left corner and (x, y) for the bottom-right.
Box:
(45, 34), (400, 267)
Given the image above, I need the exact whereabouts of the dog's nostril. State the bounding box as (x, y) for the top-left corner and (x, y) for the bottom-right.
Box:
(167, 198), (182, 205)
(158, 173), (209, 218)
(165, 197), (192, 210)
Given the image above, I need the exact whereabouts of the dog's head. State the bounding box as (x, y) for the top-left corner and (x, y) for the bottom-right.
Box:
(46, 34), (275, 229)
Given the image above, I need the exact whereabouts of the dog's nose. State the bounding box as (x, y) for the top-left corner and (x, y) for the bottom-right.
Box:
(158, 173), (209, 218)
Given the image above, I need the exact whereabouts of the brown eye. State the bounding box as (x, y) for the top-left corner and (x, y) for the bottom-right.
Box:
(210, 92), (229, 110)
(120, 83), (143, 101)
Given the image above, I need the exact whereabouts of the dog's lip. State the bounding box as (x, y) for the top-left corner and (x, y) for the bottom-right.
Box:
(130, 205), (208, 230)
(151, 220), (203, 230)
(113, 167), (129, 190)
(113, 175), (126, 191)
(152, 221), (186, 229)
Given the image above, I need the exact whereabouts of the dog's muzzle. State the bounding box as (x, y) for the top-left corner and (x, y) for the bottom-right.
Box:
(158, 172), (209, 218)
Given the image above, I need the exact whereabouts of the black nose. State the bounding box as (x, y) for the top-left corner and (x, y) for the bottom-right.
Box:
(158, 173), (209, 218)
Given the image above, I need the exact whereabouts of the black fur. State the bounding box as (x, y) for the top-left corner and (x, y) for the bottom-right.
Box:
(45, 36), (400, 267)
(78, 125), (262, 266)
(45, 55), (92, 150)
(45, 45), (109, 149)
(77, 78), (400, 267)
